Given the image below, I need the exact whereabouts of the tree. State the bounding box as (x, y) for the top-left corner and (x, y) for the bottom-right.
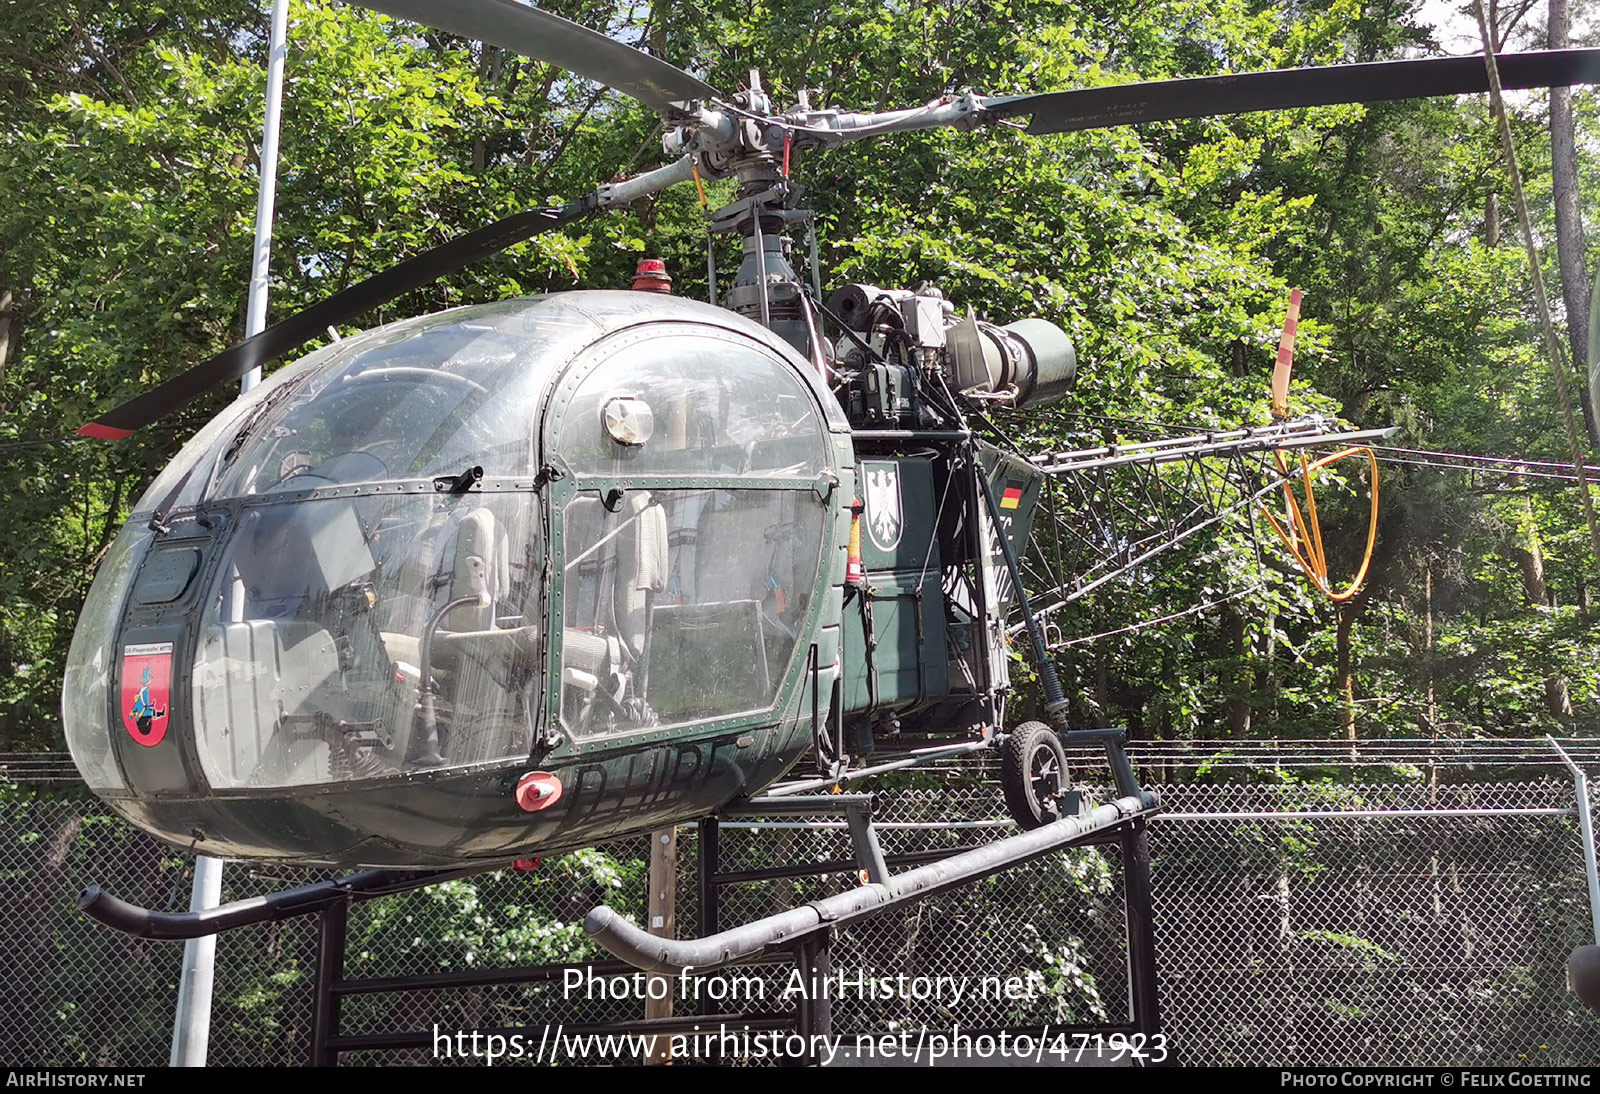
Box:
(1548, 0), (1591, 385)
(2, 0), (1597, 754)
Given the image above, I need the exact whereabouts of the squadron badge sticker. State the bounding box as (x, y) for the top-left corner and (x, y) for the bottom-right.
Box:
(863, 462), (903, 552)
(120, 642), (173, 747)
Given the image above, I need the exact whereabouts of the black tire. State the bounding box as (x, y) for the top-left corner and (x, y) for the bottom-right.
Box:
(1002, 721), (1069, 830)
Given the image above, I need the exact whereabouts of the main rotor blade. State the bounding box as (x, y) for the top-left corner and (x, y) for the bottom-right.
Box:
(344, 0), (719, 112)
(987, 48), (1600, 134)
(78, 206), (581, 440)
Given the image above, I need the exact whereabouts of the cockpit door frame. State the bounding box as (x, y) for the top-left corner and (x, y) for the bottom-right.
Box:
(536, 321), (844, 762)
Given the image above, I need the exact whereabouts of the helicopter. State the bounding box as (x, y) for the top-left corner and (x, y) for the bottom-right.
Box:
(59, 0), (1600, 870)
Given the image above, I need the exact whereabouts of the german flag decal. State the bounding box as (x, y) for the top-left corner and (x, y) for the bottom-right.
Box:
(1000, 482), (1024, 510)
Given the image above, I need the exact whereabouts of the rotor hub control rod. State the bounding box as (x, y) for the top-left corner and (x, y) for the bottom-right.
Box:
(585, 792), (1159, 975)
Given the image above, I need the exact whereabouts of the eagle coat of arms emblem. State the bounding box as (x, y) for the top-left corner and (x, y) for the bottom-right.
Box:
(864, 463), (903, 552)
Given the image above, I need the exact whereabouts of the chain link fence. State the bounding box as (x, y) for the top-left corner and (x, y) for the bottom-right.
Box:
(2, 763), (1598, 1066)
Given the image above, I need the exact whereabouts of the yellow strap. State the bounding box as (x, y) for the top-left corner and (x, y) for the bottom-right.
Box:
(691, 162), (708, 208)
(1262, 287), (1378, 601)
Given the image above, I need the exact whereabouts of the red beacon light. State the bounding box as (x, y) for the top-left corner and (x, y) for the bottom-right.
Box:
(631, 258), (672, 293)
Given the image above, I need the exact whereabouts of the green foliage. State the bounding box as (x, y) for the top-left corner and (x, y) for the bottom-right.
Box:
(348, 851), (641, 974)
(1, 2), (1597, 753)
(3, 5), (1599, 1064)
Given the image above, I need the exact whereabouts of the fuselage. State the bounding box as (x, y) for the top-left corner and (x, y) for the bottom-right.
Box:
(64, 292), (856, 866)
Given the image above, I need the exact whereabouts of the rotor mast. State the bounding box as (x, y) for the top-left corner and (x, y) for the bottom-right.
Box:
(663, 71), (824, 360)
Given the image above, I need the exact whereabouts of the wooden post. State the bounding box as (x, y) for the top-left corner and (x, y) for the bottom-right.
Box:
(645, 827), (677, 1065)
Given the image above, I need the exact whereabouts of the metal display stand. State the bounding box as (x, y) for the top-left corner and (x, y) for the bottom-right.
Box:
(82, 772), (1163, 1067)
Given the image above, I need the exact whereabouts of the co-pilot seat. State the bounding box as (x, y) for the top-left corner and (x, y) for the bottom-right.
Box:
(562, 491), (668, 732)
(195, 495), (375, 787)
(376, 503), (541, 767)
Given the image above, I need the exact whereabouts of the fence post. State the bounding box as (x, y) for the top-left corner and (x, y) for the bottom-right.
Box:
(309, 898), (349, 1068)
(1121, 817), (1164, 1053)
(1548, 735), (1600, 943)
(697, 817), (720, 938)
(644, 828), (677, 1065)
(696, 818), (721, 1020)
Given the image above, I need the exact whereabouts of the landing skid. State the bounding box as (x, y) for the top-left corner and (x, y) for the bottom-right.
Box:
(592, 784), (1159, 947)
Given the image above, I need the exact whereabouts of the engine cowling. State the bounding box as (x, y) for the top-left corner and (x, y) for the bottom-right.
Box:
(827, 283), (1076, 414)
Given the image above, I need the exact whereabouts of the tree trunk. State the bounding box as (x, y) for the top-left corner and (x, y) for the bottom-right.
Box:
(1547, 675), (1575, 720)
(1510, 533), (1548, 606)
(1336, 602), (1359, 739)
(1513, 493), (1574, 719)
(1550, 0), (1591, 376)
(1424, 566), (1438, 738)
(0, 289), (12, 386)
(1256, 606), (1279, 725)
(471, 46), (503, 173)
(1223, 603), (1251, 734)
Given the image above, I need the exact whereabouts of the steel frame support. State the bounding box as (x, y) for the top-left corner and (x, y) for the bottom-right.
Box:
(697, 816), (722, 1019)
(1550, 735), (1600, 943)
(723, 793), (890, 883)
(1120, 818), (1165, 1059)
(90, 798), (1163, 1067)
(309, 897), (349, 1067)
(791, 935), (833, 1066)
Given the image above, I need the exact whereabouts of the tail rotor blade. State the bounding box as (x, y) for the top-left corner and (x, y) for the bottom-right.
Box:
(78, 206), (579, 440)
(987, 48), (1600, 134)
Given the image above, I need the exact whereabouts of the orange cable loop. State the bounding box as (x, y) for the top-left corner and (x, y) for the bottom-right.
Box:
(1261, 446), (1380, 602)
(1260, 287), (1380, 602)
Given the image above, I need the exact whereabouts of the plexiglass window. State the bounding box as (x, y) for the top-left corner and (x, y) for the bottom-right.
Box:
(62, 522), (152, 790)
(208, 304), (591, 499)
(191, 490), (545, 788)
(559, 486), (824, 736)
(556, 333), (830, 478)
(555, 331), (831, 738)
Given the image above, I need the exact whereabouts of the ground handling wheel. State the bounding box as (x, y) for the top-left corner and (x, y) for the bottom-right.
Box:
(1001, 721), (1070, 830)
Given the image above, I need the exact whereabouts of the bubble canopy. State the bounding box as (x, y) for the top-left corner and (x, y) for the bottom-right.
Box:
(63, 292), (851, 866)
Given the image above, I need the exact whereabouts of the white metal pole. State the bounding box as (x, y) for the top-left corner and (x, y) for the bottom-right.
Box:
(170, 0), (289, 1067)
(1549, 735), (1600, 944)
(169, 855), (224, 1067)
(242, 0), (290, 390)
